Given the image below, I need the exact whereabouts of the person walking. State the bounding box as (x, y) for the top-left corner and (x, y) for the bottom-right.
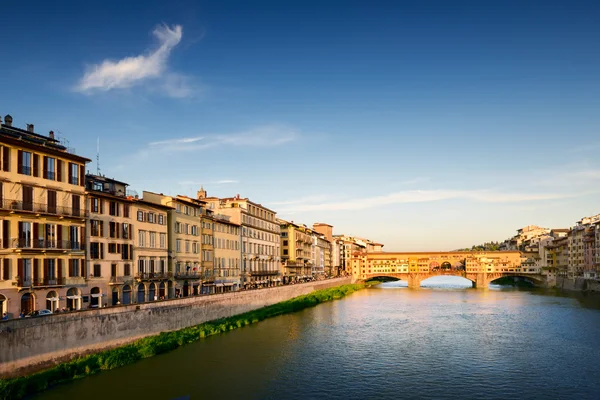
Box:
(2, 313), (8, 321)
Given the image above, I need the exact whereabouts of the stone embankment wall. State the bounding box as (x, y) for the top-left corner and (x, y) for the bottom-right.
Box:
(0, 278), (351, 378)
(556, 277), (600, 292)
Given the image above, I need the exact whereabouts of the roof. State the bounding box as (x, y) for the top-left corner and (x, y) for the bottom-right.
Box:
(86, 174), (129, 187)
(551, 228), (569, 233)
(135, 199), (175, 210)
(175, 195), (207, 207)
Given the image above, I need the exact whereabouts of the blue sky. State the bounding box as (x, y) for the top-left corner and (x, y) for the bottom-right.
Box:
(1, 0), (599, 250)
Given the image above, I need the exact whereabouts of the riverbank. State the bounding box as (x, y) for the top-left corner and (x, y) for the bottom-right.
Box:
(556, 277), (600, 293)
(0, 282), (366, 400)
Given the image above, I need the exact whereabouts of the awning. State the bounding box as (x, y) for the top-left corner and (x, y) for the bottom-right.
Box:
(46, 297), (59, 301)
(216, 283), (224, 287)
(91, 294), (102, 298)
(67, 295), (82, 300)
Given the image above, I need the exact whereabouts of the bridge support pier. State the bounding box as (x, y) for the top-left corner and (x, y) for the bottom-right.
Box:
(407, 275), (421, 289)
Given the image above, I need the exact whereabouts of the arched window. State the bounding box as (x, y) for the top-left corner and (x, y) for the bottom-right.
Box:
(21, 293), (35, 315)
(148, 283), (156, 301)
(90, 287), (101, 308)
(122, 285), (132, 305)
(46, 291), (59, 312)
(137, 284), (145, 303)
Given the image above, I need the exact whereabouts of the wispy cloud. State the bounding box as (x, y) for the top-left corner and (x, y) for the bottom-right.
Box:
(75, 24), (195, 97)
(275, 189), (584, 213)
(146, 124), (299, 153)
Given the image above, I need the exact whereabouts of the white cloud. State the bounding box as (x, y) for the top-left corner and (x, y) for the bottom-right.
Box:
(275, 189), (584, 213)
(75, 24), (190, 96)
(145, 124), (299, 153)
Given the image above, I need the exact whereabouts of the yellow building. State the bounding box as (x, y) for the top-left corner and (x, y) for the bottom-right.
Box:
(85, 174), (134, 308)
(211, 215), (242, 293)
(126, 197), (171, 304)
(0, 115), (89, 317)
(200, 208), (215, 293)
(279, 219), (314, 283)
(142, 192), (203, 297)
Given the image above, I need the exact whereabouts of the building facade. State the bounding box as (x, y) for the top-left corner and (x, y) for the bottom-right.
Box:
(86, 174), (134, 308)
(0, 116), (89, 317)
(211, 215), (242, 292)
(143, 192), (203, 297)
(279, 220), (313, 282)
(200, 189), (280, 287)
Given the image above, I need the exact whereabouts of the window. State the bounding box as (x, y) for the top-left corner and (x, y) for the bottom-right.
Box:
(176, 239), (182, 252)
(90, 242), (103, 259)
(70, 226), (80, 249)
(123, 203), (130, 218)
(90, 197), (100, 213)
(283, 249), (288, 255)
(45, 157), (56, 180)
(185, 240), (190, 253)
(158, 214), (164, 225)
(160, 233), (166, 249)
(109, 201), (119, 216)
(175, 222), (181, 233)
(138, 231), (146, 247)
(69, 163), (79, 185)
(124, 263), (131, 276)
(111, 264), (117, 278)
(137, 211), (144, 221)
(19, 151), (32, 175)
(121, 244), (132, 260)
(93, 264), (101, 278)
(149, 232), (156, 248)
(108, 243), (119, 253)
(122, 223), (130, 239)
(283, 240), (288, 246)
(148, 213), (155, 223)
(109, 221), (119, 238)
(18, 222), (32, 248)
(91, 220), (102, 237)
(45, 224), (57, 248)
(22, 185), (34, 211)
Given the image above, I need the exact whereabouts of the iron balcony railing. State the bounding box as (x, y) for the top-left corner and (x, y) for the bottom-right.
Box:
(135, 272), (172, 281)
(249, 269), (280, 276)
(12, 238), (83, 251)
(109, 276), (134, 284)
(1, 199), (88, 217)
(174, 272), (202, 279)
(15, 277), (66, 287)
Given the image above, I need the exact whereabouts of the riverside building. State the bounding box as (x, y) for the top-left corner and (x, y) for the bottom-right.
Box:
(0, 115), (90, 317)
(199, 188), (280, 288)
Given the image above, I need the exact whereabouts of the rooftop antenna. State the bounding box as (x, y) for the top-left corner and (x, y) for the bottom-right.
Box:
(96, 137), (101, 175)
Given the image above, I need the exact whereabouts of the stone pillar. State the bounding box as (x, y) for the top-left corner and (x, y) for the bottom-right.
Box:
(407, 275), (421, 289)
(475, 273), (487, 289)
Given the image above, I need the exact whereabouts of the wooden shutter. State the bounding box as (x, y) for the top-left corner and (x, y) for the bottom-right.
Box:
(100, 243), (104, 259)
(0, 182), (3, 208)
(72, 195), (80, 216)
(116, 222), (120, 239)
(33, 223), (39, 248)
(79, 165), (85, 186)
(68, 259), (74, 277)
(58, 259), (63, 278)
(2, 259), (9, 280)
(100, 221), (104, 237)
(33, 154), (40, 177)
(48, 190), (57, 214)
(17, 150), (23, 174)
(33, 259), (39, 282)
(18, 258), (23, 279)
(81, 260), (86, 277)
(56, 224), (62, 246)
(57, 160), (62, 182)
(2, 220), (9, 249)
(68, 163), (73, 184)
(2, 146), (9, 171)
(43, 156), (48, 179)
(100, 199), (103, 214)
(43, 259), (48, 278)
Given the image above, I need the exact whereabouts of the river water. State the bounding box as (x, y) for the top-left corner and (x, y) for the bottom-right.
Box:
(36, 279), (600, 400)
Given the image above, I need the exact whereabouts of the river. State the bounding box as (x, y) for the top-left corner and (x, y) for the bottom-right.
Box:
(35, 278), (600, 400)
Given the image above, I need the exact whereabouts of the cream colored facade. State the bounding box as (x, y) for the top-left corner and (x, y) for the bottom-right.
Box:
(143, 192), (203, 297)
(128, 198), (170, 304)
(200, 189), (280, 287)
(86, 174), (134, 308)
(211, 216), (242, 292)
(0, 116), (89, 317)
(279, 219), (313, 281)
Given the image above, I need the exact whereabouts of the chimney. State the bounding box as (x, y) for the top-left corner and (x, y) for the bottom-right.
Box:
(4, 115), (12, 127)
(49, 130), (55, 139)
(26, 124), (34, 133)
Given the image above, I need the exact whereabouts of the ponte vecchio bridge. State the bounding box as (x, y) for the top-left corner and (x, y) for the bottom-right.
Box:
(351, 251), (547, 288)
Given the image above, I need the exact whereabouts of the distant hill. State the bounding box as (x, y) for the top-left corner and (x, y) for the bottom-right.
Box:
(455, 241), (502, 252)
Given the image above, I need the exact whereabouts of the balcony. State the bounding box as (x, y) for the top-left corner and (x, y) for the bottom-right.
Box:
(1, 199), (88, 217)
(174, 271), (202, 280)
(250, 269), (280, 276)
(109, 276), (133, 285)
(135, 272), (172, 281)
(14, 277), (66, 288)
(12, 239), (83, 251)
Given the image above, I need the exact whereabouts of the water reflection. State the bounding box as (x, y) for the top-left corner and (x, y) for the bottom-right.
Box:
(37, 285), (600, 400)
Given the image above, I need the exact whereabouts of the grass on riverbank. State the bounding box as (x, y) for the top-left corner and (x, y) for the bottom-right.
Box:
(0, 283), (366, 400)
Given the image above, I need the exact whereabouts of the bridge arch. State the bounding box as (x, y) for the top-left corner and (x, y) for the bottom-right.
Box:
(487, 274), (545, 287)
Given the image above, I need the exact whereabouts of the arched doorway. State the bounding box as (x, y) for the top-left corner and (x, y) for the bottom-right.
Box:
(137, 283), (146, 303)
(112, 288), (119, 306)
(148, 283), (156, 301)
(46, 291), (59, 312)
(159, 282), (166, 299)
(66, 288), (81, 311)
(441, 262), (452, 271)
(122, 285), (132, 305)
(183, 281), (189, 297)
(21, 293), (35, 315)
(0, 294), (7, 315)
(90, 287), (101, 308)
